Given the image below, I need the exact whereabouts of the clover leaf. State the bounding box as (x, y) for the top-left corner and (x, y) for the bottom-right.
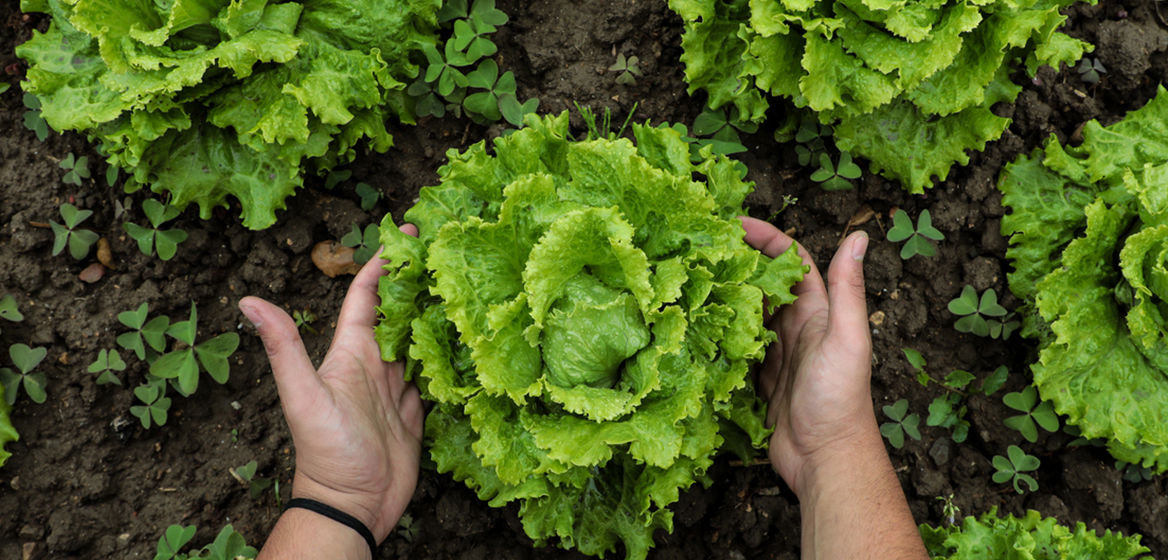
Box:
(887, 209), (943, 259)
(1, 343), (48, 404)
(88, 349), (127, 386)
(992, 445), (1040, 494)
(1002, 386), (1060, 443)
(879, 399), (921, 449)
(50, 203), (100, 260)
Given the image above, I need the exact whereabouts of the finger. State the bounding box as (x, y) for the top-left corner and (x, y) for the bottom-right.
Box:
(823, 231), (872, 358)
(400, 223), (418, 238)
(398, 384), (425, 442)
(239, 297), (320, 409)
(335, 253), (389, 334)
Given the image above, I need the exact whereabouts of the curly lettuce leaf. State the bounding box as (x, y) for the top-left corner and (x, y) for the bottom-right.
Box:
(0, 383), (17, 467)
(922, 508), (1148, 559)
(17, 0), (439, 229)
(376, 113), (804, 559)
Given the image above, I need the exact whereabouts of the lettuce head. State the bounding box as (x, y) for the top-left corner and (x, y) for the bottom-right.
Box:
(668, 0), (1093, 193)
(1000, 86), (1168, 472)
(921, 507), (1148, 559)
(374, 113), (806, 559)
(16, 0), (439, 229)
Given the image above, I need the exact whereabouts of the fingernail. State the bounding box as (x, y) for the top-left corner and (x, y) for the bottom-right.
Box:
(852, 232), (869, 261)
(239, 301), (262, 328)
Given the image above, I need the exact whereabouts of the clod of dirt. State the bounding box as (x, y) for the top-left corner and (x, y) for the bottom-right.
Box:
(311, 241), (360, 277)
(1096, 19), (1168, 91)
(96, 238), (114, 269)
(79, 263), (105, 283)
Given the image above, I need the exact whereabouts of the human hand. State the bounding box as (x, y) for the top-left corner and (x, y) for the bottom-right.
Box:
(741, 217), (877, 499)
(239, 225), (424, 543)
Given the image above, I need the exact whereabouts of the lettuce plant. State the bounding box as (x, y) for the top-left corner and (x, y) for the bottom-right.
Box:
(374, 113), (806, 559)
(668, 0), (1092, 193)
(16, 0), (440, 229)
(921, 508), (1148, 559)
(1000, 86), (1168, 472)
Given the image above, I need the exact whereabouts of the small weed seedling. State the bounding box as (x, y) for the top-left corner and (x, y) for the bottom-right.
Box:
(88, 349), (126, 386)
(422, 39), (472, 97)
(355, 183), (381, 211)
(790, 116), (832, 166)
(59, 152), (91, 186)
(810, 151), (862, 191)
(154, 523), (257, 560)
(116, 303), (171, 361)
(579, 102), (638, 141)
(0, 83), (8, 95)
(1116, 460), (1154, 483)
(106, 164), (119, 188)
(124, 199), (188, 260)
(879, 399), (921, 449)
(150, 303), (240, 396)
(925, 370), (975, 443)
(231, 460), (277, 502)
(22, 93), (49, 141)
(130, 380), (171, 428)
(981, 365), (1009, 395)
(609, 53), (641, 86)
(293, 309), (318, 335)
(50, 203), (100, 260)
(1002, 386), (1059, 443)
(992, 445), (1040, 494)
(499, 94), (540, 128)
(1, 343), (48, 404)
(0, 295), (23, 334)
(948, 286), (1018, 338)
(462, 59), (516, 122)
(936, 494), (960, 526)
(887, 209), (944, 259)
(341, 224), (380, 265)
(324, 169), (352, 189)
(1076, 57), (1106, 85)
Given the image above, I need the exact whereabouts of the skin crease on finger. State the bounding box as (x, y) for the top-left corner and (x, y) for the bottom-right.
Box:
(251, 218), (926, 559)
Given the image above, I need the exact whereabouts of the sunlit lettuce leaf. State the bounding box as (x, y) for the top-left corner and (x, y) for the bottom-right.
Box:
(17, 0), (439, 229)
(0, 383), (18, 468)
(921, 508), (1148, 559)
(1001, 86), (1168, 472)
(375, 113), (806, 559)
(668, 0), (1093, 192)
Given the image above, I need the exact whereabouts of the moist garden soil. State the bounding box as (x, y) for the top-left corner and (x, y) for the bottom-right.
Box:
(1, 0), (1167, 558)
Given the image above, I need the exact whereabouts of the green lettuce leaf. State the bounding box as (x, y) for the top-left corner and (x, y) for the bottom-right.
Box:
(376, 113), (806, 559)
(0, 383), (18, 467)
(17, 0), (439, 229)
(922, 507), (1148, 559)
(1001, 85), (1168, 471)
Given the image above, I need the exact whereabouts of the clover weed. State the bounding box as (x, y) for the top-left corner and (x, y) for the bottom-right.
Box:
(810, 151), (861, 191)
(324, 168), (352, 189)
(609, 53), (641, 86)
(231, 460), (277, 502)
(130, 380), (171, 428)
(992, 445), (1040, 494)
(22, 93), (48, 141)
(293, 309), (318, 335)
(116, 303), (171, 361)
(692, 106), (759, 158)
(981, 366), (1009, 396)
(1076, 57), (1106, 85)
(50, 203), (100, 260)
(356, 183), (381, 211)
(1002, 386), (1059, 443)
(124, 199), (188, 261)
(463, 59), (516, 122)
(948, 286), (1019, 339)
(887, 209), (943, 259)
(0, 295), (22, 335)
(879, 399), (921, 449)
(59, 152), (90, 186)
(88, 349), (126, 386)
(341, 224), (380, 265)
(154, 523), (256, 560)
(1, 343), (48, 404)
(149, 303), (240, 396)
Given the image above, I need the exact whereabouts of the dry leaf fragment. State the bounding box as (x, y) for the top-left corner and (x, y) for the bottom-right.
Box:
(96, 238), (115, 269)
(311, 241), (361, 277)
(79, 263), (105, 283)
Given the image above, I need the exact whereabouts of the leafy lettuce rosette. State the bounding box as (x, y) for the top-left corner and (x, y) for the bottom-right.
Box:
(668, 0), (1092, 192)
(16, 0), (438, 229)
(374, 113), (806, 559)
(1000, 86), (1168, 472)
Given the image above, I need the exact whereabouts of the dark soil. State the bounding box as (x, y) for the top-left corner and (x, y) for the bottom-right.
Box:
(0, 0), (1166, 559)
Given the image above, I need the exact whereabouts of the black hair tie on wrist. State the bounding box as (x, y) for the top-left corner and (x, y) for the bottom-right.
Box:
(285, 497), (378, 557)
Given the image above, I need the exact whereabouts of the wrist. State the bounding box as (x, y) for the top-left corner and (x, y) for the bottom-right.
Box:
(792, 419), (886, 501)
(270, 508), (374, 560)
(292, 472), (391, 543)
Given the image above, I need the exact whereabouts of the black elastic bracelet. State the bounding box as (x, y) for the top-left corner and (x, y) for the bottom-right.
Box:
(285, 497), (378, 557)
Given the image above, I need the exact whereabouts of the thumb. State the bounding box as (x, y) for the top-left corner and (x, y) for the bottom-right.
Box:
(239, 296), (320, 411)
(824, 232), (871, 353)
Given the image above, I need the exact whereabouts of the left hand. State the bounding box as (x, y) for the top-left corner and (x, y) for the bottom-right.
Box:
(239, 225), (424, 542)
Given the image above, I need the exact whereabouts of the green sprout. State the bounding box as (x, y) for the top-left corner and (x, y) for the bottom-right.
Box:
(0, 83), (8, 95)
(1002, 386), (1059, 443)
(341, 224), (380, 265)
(130, 380), (171, 428)
(355, 183), (381, 211)
(155, 523), (257, 560)
(149, 303), (240, 396)
(462, 59), (517, 122)
(59, 152), (91, 186)
(231, 460), (276, 501)
(903, 348), (929, 386)
(609, 53), (641, 86)
(936, 494), (960, 526)
(810, 151), (862, 191)
(791, 116), (832, 166)
(324, 168), (352, 189)
(1, 343), (48, 404)
(1076, 57), (1106, 85)
(124, 199), (188, 261)
(947, 286), (1018, 339)
(0, 295), (23, 335)
(879, 399), (921, 449)
(22, 93), (49, 141)
(50, 203), (100, 260)
(154, 524), (196, 560)
(927, 393), (970, 443)
(991, 445), (1040, 494)
(116, 303), (171, 361)
(88, 349), (127, 386)
(886, 209), (944, 259)
(293, 309), (318, 335)
(1116, 460), (1154, 483)
(106, 164), (119, 188)
(981, 365), (1009, 396)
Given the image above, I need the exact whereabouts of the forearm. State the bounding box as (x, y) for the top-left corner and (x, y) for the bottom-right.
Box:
(795, 423), (928, 560)
(258, 508), (372, 560)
